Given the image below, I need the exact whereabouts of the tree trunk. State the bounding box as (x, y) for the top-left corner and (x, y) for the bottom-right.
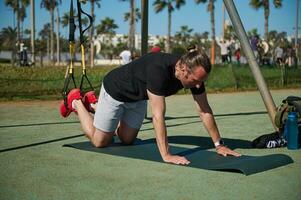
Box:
(264, 0), (269, 41)
(50, 9), (54, 64)
(90, 1), (95, 67)
(56, 7), (60, 65)
(167, 10), (171, 53)
(209, 0), (216, 64)
(16, 0), (21, 51)
(129, 0), (136, 52)
(30, 0), (35, 65)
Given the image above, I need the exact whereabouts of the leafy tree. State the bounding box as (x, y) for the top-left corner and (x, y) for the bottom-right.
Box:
(0, 27), (17, 65)
(39, 23), (51, 63)
(40, 0), (62, 63)
(96, 17), (118, 58)
(153, 0), (186, 53)
(174, 25), (193, 46)
(88, 0), (101, 67)
(249, 0), (282, 41)
(121, 0), (141, 52)
(195, 0), (216, 64)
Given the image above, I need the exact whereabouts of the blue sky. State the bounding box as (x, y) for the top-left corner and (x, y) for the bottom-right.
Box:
(0, 0), (299, 39)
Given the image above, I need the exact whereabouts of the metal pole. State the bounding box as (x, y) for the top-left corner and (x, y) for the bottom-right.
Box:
(30, 0), (35, 65)
(141, 0), (149, 119)
(295, 0), (299, 66)
(223, 0), (277, 130)
(141, 0), (148, 55)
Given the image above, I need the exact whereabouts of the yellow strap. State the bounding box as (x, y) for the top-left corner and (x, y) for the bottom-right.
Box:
(81, 44), (86, 74)
(68, 42), (75, 74)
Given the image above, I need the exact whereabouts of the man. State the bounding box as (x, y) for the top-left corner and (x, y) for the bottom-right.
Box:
(274, 46), (284, 66)
(61, 45), (241, 165)
(119, 47), (132, 65)
(217, 39), (231, 64)
(250, 35), (259, 61)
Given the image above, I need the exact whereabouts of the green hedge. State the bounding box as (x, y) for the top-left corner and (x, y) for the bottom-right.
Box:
(0, 64), (300, 100)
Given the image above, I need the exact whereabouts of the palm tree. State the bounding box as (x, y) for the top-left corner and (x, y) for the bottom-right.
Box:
(96, 17), (118, 58)
(30, 0), (35, 65)
(56, 6), (60, 65)
(89, 0), (101, 67)
(195, 0), (216, 64)
(96, 17), (119, 35)
(19, 0), (30, 43)
(124, 8), (141, 22)
(121, 0), (141, 52)
(39, 23), (51, 63)
(124, 7), (141, 50)
(61, 10), (89, 29)
(40, 0), (62, 64)
(0, 27), (17, 66)
(153, 0), (186, 53)
(174, 25), (193, 46)
(5, 0), (20, 48)
(249, 0), (282, 41)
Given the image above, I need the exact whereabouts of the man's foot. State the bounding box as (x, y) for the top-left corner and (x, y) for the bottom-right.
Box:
(83, 91), (98, 113)
(60, 100), (71, 118)
(60, 89), (82, 118)
(67, 88), (82, 111)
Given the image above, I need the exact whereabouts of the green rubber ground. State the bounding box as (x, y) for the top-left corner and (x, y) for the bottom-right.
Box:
(1, 89), (300, 200)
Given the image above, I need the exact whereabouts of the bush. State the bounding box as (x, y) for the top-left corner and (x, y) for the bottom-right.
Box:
(0, 63), (300, 100)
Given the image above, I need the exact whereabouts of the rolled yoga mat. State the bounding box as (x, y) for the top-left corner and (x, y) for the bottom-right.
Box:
(63, 138), (293, 176)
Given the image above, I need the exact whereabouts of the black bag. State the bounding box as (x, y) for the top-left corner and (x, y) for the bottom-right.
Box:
(252, 96), (301, 149)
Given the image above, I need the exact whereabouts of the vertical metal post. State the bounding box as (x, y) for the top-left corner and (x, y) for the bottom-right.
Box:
(141, 0), (149, 119)
(30, 0), (35, 65)
(295, 0), (299, 66)
(223, 0), (277, 130)
(141, 0), (148, 55)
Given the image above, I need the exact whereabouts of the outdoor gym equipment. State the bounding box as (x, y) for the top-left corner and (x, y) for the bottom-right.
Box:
(61, 0), (94, 110)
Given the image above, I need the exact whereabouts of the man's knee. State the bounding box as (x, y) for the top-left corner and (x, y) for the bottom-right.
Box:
(91, 129), (113, 148)
(120, 137), (135, 145)
(92, 140), (109, 148)
(117, 128), (138, 145)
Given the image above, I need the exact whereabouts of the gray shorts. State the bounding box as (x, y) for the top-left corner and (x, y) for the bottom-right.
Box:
(93, 84), (147, 133)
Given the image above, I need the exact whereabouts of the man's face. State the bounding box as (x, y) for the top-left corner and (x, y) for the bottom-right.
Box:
(176, 63), (208, 89)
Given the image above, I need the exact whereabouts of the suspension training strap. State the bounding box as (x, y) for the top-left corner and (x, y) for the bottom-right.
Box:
(62, 0), (77, 106)
(77, 0), (94, 91)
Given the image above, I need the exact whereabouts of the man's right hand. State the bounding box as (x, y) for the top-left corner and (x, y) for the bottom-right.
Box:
(162, 154), (190, 165)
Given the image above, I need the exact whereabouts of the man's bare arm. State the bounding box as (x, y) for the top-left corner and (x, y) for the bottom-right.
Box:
(147, 90), (190, 165)
(193, 92), (241, 157)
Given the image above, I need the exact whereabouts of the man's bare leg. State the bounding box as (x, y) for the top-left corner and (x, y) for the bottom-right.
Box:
(73, 99), (113, 147)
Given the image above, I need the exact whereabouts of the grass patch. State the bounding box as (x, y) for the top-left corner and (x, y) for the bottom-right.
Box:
(0, 63), (300, 101)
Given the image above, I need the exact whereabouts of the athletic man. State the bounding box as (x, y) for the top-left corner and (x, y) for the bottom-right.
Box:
(61, 45), (241, 165)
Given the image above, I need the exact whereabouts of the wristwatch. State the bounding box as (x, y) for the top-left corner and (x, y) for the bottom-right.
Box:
(214, 139), (225, 148)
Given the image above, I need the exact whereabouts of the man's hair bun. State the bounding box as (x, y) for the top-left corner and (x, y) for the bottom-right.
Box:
(187, 44), (198, 53)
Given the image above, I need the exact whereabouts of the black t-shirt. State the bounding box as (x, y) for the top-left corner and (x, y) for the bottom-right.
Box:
(103, 52), (205, 102)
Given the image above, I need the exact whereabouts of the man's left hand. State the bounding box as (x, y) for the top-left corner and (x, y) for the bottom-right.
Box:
(216, 145), (241, 157)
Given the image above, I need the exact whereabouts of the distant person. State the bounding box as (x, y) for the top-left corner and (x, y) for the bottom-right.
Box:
(60, 44), (241, 165)
(119, 47), (132, 65)
(285, 46), (294, 67)
(234, 41), (241, 64)
(235, 48), (241, 64)
(151, 46), (161, 53)
(131, 51), (140, 61)
(250, 35), (259, 61)
(217, 39), (230, 64)
(274, 46), (284, 66)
